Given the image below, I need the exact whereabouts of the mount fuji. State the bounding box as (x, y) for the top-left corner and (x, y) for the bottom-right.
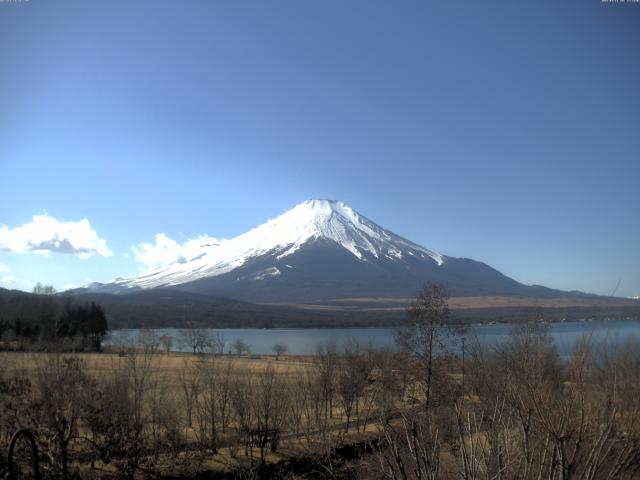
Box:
(90, 199), (577, 303)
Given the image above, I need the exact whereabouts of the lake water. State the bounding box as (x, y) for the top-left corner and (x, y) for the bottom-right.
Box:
(105, 318), (640, 356)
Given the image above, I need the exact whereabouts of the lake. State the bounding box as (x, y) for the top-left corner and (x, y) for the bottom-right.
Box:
(105, 318), (640, 356)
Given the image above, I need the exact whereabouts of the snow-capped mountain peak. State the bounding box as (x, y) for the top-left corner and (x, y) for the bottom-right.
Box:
(271, 199), (442, 263)
(109, 199), (443, 290)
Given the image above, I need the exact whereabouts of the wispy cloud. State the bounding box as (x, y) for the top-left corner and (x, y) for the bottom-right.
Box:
(0, 214), (112, 259)
(132, 233), (221, 271)
(0, 262), (11, 273)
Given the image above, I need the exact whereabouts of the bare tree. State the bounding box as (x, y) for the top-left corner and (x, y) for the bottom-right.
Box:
(194, 355), (221, 453)
(288, 372), (310, 438)
(33, 354), (88, 478)
(396, 282), (454, 412)
(230, 371), (254, 457)
(32, 282), (57, 295)
(371, 346), (404, 424)
(207, 332), (226, 355)
(139, 329), (160, 354)
(298, 369), (328, 443)
(376, 411), (442, 480)
(178, 359), (200, 429)
(336, 339), (371, 433)
(159, 334), (173, 354)
(83, 350), (153, 479)
(217, 358), (235, 433)
(317, 340), (338, 422)
(250, 365), (289, 462)
(272, 343), (288, 360)
(146, 353), (183, 469)
(180, 329), (211, 354)
(457, 323), (640, 480)
(232, 338), (250, 357)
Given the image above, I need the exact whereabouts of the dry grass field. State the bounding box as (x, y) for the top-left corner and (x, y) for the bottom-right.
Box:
(0, 348), (390, 478)
(316, 295), (639, 309)
(0, 350), (317, 378)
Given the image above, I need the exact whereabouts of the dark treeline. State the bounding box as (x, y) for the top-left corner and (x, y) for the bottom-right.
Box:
(0, 284), (108, 351)
(67, 289), (405, 329)
(56, 289), (640, 329)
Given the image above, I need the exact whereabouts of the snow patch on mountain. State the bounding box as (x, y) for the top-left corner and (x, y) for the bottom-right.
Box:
(254, 267), (281, 281)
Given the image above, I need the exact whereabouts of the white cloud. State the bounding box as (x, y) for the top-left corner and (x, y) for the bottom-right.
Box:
(132, 233), (221, 271)
(0, 262), (11, 273)
(0, 214), (112, 259)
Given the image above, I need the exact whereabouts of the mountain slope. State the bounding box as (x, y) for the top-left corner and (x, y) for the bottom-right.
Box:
(94, 199), (592, 303)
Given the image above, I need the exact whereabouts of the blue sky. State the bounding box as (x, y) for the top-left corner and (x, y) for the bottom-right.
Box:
(0, 0), (639, 297)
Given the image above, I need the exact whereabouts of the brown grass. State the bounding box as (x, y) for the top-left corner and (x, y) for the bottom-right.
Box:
(307, 295), (638, 309)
